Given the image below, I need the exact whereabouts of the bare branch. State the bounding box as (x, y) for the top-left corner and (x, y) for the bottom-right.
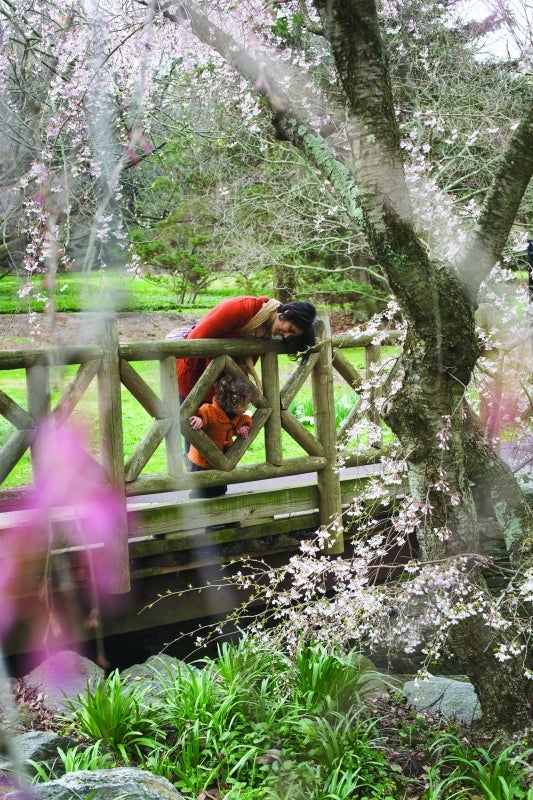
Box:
(298, 0), (324, 36)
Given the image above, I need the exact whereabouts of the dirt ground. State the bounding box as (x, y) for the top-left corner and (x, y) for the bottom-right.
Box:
(0, 310), (355, 349)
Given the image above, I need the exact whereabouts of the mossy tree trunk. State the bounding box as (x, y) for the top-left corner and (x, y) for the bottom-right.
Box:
(308, 0), (533, 734)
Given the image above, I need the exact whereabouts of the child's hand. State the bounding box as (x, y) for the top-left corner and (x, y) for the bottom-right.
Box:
(237, 425), (250, 438)
(189, 415), (204, 430)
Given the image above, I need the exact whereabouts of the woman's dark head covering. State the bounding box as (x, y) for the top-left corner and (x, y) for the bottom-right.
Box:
(278, 301), (317, 359)
(278, 301), (316, 329)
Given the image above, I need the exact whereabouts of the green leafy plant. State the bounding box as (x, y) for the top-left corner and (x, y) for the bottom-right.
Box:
(136, 638), (404, 797)
(65, 669), (160, 757)
(292, 642), (388, 715)
(211, 636), (290, 715)
(28, 741), (116, 783)
(425, 733), (533, 799)
(139, 748), (179, 783)
(57, 741), (116, 773)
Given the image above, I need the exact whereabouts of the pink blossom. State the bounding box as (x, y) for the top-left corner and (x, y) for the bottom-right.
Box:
(2, 419), (125, 657)
(123, 145), (140, 164)
(29, 419), (124, 594)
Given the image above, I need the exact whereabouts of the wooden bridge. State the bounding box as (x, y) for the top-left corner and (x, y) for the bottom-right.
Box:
(0, 315), (402, 656)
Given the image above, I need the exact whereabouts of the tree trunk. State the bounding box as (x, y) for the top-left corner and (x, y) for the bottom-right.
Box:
(311, 0), (533, 735)
(449, 608), (533, 738)
(464, 409), (533, 567)
(273, 267), (296, 303)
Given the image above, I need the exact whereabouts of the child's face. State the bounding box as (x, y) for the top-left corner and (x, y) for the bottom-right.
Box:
(230, 399), (250, 416)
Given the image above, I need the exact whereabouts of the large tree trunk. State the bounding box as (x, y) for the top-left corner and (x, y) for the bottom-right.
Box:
(311, 0), (533, 735)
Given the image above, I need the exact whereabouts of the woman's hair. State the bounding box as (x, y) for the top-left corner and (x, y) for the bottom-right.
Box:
(215, 375), (259, 415)
(278, 301), (317, 359)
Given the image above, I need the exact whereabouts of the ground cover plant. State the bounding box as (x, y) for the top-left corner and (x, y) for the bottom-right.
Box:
(17, 636), (532, 799)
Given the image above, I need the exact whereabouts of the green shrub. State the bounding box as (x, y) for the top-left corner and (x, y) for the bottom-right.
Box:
(65, 669), (161, 758)
(425, 733), (533, 800)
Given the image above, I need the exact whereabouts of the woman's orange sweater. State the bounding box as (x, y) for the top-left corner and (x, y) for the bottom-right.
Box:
(177, 295), (270, 401)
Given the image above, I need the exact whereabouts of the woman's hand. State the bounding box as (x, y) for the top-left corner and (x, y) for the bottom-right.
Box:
(189, 415), (204, 430)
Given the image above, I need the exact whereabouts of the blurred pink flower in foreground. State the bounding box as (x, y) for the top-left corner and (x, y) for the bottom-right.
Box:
(1, 418), (125, 665)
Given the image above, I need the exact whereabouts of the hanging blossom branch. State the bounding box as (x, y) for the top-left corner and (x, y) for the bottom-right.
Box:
(179, 503), (533, 683)
(2, 1), (158, 331)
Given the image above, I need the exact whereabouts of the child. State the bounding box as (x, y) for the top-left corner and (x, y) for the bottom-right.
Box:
(188, 375), (259, 498)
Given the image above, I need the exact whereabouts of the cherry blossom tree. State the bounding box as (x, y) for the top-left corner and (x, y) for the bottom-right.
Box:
(2, 0), (533, 734)
(0, 2), (160, 294)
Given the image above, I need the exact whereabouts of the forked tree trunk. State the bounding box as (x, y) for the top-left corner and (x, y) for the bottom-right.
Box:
(310, 0), (533, 735)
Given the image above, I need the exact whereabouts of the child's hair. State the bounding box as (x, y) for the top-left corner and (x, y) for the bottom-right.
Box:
(215, 375), (259, 415)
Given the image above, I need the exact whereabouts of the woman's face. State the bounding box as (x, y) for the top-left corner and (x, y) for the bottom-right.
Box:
(271, 315), (303, 341)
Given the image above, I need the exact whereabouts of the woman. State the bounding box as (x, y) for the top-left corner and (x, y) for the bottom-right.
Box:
(176, 295), (316, 402)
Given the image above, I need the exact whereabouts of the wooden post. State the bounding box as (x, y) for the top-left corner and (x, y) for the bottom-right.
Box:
(26, 363), (50, 481)
(312, 316), (344, 554)
(262, 351), (282, 466)
(97, 317), (130, 593)
(159, 356), (184, 477)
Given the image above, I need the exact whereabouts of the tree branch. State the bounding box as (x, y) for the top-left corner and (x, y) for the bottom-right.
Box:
(456, 102), (533, 300)
(298, 0), (324, 36)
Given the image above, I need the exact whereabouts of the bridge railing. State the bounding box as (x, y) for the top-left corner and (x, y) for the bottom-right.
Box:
(0, 314), (403, 594)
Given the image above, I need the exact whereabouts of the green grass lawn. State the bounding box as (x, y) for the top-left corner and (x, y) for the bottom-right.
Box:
(0, 271), (239, 315)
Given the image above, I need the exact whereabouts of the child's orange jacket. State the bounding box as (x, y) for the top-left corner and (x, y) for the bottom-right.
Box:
(188, 398), (253, 469)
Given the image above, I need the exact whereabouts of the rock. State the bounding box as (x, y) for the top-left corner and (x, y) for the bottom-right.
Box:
(0, 731), (76, 797)
(119, 653), (196, 709)
(23, 651), (105, 715)
(403, 675), (481, 725)
(6, 766), (187, 799)
(0, 730), (71, 768)
(0, 677), (24, 735)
